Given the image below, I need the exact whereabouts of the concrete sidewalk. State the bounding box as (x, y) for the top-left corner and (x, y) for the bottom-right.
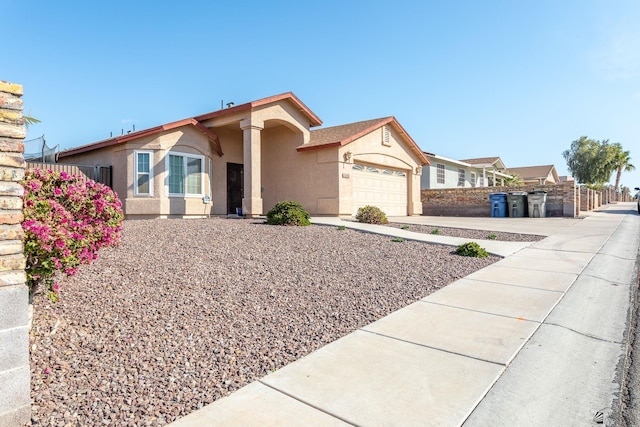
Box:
(170, 203), (640, 426)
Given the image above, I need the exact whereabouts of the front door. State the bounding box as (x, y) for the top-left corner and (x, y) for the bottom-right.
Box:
(227, 163), (244, 214)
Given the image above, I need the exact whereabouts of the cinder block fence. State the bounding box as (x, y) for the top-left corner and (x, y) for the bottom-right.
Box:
(421, 181), (610, 218)
(0, 81), (30, 426)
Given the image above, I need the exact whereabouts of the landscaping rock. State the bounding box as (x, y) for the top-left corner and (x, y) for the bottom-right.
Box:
(29, 218), (500, 426)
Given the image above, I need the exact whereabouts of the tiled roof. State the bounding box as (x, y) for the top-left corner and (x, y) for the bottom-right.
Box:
(460, 157), (501, 165)
(300, 117), (429, 164)
(507, 165), (556, 179)
(306, 118), (389, 148)
(60, 118), (223, 158)
(59, 92), (320, 158)
(195, 92), (322, 127)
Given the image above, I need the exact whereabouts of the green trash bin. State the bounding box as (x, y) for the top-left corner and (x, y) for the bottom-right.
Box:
(527, 191), (547, 218)
(507, 192), (528, 217)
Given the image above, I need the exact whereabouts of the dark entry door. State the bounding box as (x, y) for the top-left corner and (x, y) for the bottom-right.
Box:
(227, 163), (244, 214)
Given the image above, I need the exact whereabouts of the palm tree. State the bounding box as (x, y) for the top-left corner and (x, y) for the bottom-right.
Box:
(612, 144), (635, 191)
(23, 115), (40, 129)
(503, 173), (524, 187)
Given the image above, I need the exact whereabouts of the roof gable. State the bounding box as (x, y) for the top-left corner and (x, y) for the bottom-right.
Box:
(508, 165), (558, 181)
(60, 118), (223, 158)
(60, 92), (320, 158)
(300, 117), (429, 164)
(460, 157), (507, 169)
(195, 92), (322, 127)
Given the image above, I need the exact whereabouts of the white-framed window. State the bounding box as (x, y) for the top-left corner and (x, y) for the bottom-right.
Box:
(134, 150), (153, 196)
(470, 172), (477, 188)
(436, 163), (445, 184)
(457, 168), (465, 187)
(166, 152), (204, 197)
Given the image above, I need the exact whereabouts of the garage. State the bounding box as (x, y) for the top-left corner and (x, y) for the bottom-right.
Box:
(352, 163), (408, 216)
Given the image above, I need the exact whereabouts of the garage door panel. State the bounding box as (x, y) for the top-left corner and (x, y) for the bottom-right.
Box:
(352, 164), (407, 216)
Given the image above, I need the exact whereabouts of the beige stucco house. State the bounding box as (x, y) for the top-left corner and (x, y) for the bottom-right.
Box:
(507, 165), (560, 185)
(58, 92), (429, 218)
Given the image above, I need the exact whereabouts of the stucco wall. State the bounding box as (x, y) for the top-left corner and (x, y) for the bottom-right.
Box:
(344, 125), (423, 215)
(261, 126), (333, 214)
(421, 181), (580, 217)
(0, 81), (30, 425)
(61, 126), (233, 218)
(58, 100), (426, 218)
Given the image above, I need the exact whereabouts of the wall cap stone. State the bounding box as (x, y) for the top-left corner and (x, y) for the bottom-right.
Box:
(0, 81), (24, 97)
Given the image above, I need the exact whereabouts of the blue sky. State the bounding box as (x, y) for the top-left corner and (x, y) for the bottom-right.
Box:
(5, 0), (640, 190)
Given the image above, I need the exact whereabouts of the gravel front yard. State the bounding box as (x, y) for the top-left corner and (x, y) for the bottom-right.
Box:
(29, 218), (507, 426)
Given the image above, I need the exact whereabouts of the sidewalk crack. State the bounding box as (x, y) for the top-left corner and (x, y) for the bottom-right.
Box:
(544, 322), (623, 345)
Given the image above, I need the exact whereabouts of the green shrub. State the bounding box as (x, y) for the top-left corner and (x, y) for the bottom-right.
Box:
(401, 225), (409, 230)
(266, 201), (311, 226)
(487, 233), (497, 240)
(337, 225), (346, 231)
(455, 242), (489, 258)
(391, 237), (404, 242)
(355, 205), (388, 224)
(431, 228), (441, 235)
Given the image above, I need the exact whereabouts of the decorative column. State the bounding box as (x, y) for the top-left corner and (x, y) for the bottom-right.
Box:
(240, 118), (263, 217)
(0, 81), (30, 425)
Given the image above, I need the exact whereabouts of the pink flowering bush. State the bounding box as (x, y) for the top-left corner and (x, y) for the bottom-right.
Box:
(22, 169), (124, 302)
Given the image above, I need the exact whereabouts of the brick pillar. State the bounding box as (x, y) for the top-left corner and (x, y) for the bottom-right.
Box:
(0, 81), (30, 425)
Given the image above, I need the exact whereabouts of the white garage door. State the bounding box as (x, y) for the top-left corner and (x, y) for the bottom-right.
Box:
(352, 163), (408, 216)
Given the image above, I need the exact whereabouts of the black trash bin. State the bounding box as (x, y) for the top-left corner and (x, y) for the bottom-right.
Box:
(489, 193), (507, 217)
(528, 191), (547, 218)
(507, 192), (528, 217)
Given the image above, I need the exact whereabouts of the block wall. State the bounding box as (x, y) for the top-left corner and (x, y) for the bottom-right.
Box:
(421, 181), (578, 217)
(0, 80), (30, 426)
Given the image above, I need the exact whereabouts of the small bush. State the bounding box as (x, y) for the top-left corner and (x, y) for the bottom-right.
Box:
(431, 228), (441, 235)
(487, 233), (497, 240)
(401, 225), (409, 230)
(266, 201), (311, 226)
(355, 205), (388, 224)
(455, 242), (489, 258)
(391, 237), (404, 242)
(337, 225), (346, 231)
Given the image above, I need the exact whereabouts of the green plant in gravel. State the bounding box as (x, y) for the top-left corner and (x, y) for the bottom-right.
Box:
(355, 205), (388, 224)
(337, 225), (346, 231)
(265, 201), (311, 226)
(487, 233), (497, 240)
(391, 237), (404, 242)
(455, 242), (489, 258)
(431, 228), (441, 235)
(401, 225), (409, 230)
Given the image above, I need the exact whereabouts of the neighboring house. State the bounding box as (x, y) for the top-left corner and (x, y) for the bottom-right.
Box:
(57, 92), (429, 218)
(422, 153), (480, 189)
(507, 165), (560, 185)
(422, 154), (511, 189)
(459, 157), (511, 186)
